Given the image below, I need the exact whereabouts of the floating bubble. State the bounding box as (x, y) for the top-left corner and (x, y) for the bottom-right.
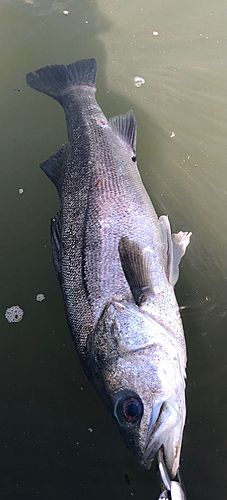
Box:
(5, 305), (24, 323)
(18, 188), (24, 194)
(36, 294), (45, 302)
(134, 76), (145, 88)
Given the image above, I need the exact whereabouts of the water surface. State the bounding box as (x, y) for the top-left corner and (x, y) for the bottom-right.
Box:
(0, 1), (226, 499)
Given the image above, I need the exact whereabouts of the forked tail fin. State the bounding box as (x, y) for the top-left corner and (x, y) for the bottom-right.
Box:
(26, 58), (98, 101)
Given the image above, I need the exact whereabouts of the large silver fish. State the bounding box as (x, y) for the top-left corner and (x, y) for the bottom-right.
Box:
(26, 58), (191, 477)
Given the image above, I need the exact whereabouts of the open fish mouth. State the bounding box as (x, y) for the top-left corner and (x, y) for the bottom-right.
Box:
(143, 400), (182, 472)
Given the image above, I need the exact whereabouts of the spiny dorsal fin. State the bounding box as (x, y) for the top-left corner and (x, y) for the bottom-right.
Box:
(118, 237), (153, 306)
(40, 143), (67, 193)
(159, 215), (192, 286)
(109, 110), (137, 153)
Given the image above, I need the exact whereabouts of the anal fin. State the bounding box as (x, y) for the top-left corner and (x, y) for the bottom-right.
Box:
(40, 143), (67, 193)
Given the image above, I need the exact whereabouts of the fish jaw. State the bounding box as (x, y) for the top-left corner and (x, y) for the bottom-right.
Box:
(142, 398), (186, 477)
(87, 300), (186, 477)
(108, 356), (186, 478)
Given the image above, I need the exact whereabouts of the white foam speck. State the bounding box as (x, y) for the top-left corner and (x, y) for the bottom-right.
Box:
(18, 188), (24, 194)
(134, 76), (145, 88)
(63, 10), (69, 15)
(5, 306), (24, 323)
(36, 294), (45, 302)
(153, 31), (159, 36)
(170, 132), (175, 138)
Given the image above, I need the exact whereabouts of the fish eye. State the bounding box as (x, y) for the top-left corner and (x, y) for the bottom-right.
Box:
(123, 397), (143, 423)
(114, 392), (144, 426)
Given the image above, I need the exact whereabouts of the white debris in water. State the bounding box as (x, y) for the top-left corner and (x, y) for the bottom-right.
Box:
(88, 427), (93, 433)
(134, 76), (145, 88)
(170, 132), (175, 138)
(36, 294), (45, 302)
(63, 10), (69, 15)
(5, 305), (24, 323)
(18, 188), (24, 194)
(152, 31), (159, 36)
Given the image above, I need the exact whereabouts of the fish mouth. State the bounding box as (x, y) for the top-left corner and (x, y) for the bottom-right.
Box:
(142, 400), (182, 473)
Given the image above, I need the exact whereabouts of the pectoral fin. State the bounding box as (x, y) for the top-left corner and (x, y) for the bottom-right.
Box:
(118, 237), (153, 306)
(159, 216), (191, 286)
(171, 231), (192, 285)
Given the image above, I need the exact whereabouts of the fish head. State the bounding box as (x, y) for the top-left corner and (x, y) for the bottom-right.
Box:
(87, 300), (186, 478)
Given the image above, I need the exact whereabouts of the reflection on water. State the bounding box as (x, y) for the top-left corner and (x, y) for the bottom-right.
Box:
(3, 0), (73, 16)
(0, 0), (226, 498)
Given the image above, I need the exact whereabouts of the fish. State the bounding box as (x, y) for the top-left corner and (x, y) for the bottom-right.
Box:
(26, 58), (191, 478)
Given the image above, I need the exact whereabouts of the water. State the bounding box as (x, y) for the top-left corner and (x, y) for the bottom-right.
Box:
(0, 0), (226, 498)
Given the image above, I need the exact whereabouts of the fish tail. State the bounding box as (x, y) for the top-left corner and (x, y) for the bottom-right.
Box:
(26, 58), (98, 102)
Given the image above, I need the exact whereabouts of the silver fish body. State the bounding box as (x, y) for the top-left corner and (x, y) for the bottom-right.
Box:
(26, 59), (191, 477)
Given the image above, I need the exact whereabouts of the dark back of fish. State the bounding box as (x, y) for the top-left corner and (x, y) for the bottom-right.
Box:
(27, 59), (169, 365)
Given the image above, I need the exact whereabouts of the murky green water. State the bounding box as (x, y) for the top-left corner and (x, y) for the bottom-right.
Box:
(1, 1), (226, 499)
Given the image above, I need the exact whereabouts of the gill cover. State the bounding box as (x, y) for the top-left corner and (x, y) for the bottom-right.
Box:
(87, 299), (186, 477)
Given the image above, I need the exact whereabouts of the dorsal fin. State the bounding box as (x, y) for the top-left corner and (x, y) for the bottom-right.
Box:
(40, 143), (67, 193)
(109, 110), (137, 153)
(118, 237), (153, 306)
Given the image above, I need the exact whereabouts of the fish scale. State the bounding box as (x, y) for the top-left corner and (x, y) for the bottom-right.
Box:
(26, 58), (191, 478)
(61, 88), (165, 326)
